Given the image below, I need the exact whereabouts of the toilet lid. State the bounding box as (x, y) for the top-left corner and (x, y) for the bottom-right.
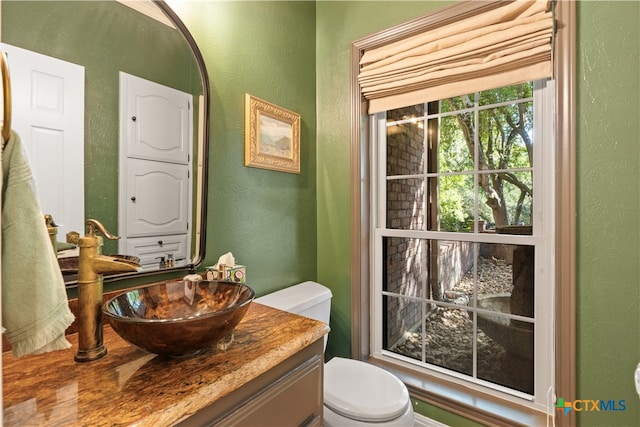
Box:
(324, 357), (409, 422)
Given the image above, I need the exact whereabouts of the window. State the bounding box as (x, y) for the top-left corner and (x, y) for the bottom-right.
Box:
(370, 81), (555, 410)
(351, 1), (576, 424)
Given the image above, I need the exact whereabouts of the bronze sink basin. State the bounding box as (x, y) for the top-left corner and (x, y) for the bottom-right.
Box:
(103, 280), (254, 357)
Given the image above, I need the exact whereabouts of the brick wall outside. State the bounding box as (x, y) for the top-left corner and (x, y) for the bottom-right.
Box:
(384, 105), (476, 347)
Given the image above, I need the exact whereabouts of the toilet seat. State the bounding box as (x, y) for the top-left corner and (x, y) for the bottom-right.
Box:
(324, 357), (410, 423)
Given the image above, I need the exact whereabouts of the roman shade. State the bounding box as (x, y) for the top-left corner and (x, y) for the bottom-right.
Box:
(359, 0), (554, 113)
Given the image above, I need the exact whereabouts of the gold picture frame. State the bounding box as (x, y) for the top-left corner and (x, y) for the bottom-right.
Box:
(245, 94), (300, 174)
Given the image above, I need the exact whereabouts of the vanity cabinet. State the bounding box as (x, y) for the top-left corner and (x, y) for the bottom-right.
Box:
(3, 301), (329, 427)
(178, 339), (324, 427)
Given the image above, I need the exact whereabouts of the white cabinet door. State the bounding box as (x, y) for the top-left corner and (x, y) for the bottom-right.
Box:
(118, 73), (193, 257)
(1, 43), (85, 238)
(125, 158), (189, 238)
(120, 72), (191, 164)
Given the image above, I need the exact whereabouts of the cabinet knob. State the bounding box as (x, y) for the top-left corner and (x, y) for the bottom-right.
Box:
(131, 196), (136, 202)
(131, 116), (137, 122)
(158, 240), (163, 246)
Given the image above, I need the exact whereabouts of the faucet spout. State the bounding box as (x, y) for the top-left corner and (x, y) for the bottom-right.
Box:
(73, 219), (140, 363)
(90, 255), (142, 275)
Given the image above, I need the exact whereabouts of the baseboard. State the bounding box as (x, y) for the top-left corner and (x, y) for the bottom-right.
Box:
(414, 412), (449, 427)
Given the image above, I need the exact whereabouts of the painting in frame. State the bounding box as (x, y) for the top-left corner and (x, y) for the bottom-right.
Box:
(244, 94), (300, 174)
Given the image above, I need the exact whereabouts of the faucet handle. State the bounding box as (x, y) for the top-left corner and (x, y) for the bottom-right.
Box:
(44, 214), (58, 227)
(67, 230), (80, 244)
(85, 219), (120, 240)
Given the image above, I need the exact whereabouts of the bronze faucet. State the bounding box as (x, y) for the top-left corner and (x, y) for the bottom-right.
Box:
(69, 219), (140, 362)
(44, 214), (58, 253)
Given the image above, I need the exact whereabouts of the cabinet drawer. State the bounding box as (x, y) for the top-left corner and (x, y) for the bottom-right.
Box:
(125, 234), (188, 270)
(176, 339), (325, 427)
(220, 354), (323, 427)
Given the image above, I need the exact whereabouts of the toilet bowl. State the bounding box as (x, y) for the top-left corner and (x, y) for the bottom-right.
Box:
(323, 356), (414, 426)
(256, 281), (414, 427)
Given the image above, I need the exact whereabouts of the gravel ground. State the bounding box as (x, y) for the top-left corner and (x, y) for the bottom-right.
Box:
(390, 256), (515, 387)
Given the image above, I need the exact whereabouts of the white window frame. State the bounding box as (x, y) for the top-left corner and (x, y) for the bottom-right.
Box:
(369, 80), (555, 412)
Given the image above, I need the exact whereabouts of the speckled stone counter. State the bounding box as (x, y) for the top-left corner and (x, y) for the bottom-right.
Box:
(3, 302), (329, 426)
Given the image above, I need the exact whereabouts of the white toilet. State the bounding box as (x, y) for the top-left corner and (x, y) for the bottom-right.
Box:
(256, 281), (415, 427)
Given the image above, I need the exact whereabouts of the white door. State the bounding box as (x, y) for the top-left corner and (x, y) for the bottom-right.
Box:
(1, 43), (85, 238)
(120, 72), (190, 164)
(125, 157), (189, 237)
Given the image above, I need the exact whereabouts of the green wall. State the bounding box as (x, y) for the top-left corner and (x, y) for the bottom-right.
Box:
(1, 1), (200, 255)
(175, 1), (318, 296)
(575, 1), (640, 426)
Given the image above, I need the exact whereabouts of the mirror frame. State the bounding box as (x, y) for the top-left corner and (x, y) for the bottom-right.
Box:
(101, 0), (210, 285)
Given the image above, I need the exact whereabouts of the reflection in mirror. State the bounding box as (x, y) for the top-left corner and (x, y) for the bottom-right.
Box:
(1, 0), (209, 285)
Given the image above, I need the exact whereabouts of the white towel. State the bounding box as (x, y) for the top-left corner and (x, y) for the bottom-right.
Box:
(2, 131), (75, 357)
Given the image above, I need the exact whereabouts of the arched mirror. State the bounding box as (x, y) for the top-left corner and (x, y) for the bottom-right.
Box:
(1, 0), (209, 286)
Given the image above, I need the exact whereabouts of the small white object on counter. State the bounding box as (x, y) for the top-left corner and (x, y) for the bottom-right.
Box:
(205, 252), (246, 283)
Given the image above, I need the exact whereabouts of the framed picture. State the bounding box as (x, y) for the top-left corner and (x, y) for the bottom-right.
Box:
(245, 94), (300, 174)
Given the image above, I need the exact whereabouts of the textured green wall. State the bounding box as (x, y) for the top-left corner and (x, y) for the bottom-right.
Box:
(1, 1), (199, 254)
(175, 1), (318, 296)
(575, 1), (640, 426)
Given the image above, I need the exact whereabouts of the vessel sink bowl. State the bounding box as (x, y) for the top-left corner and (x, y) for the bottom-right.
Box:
(103, 281), (254, 357)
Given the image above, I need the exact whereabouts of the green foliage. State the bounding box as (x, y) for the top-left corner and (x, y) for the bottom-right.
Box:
(436, 83), (534, 230)
(439, 174), (473, 232)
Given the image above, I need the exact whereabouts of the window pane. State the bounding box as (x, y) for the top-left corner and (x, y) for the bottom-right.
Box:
(387, 178), (425, 230)
(478, 101), (533, 170)
(479, 172), (533, 230)
(435, 175), (474, 232)
(477, 322), (534, 394)
(449, 244), (515, 298)
(424, 306), (473, 376)
(385, 294), (423, 362)
(383, 237), (426, 297)
(437, 240), (474, 307)
(387, 119), (425, 176)
(437, 115), (474, 173)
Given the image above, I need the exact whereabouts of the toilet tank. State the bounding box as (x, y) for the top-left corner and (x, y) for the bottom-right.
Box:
(255, 281), (332, 326)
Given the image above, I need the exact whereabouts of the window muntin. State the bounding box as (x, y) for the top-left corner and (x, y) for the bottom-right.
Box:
(382, 238), (535, 394)
(372, 81), (553, 409)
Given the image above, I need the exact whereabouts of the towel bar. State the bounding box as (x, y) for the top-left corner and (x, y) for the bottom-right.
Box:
(1, 50), (12, 150)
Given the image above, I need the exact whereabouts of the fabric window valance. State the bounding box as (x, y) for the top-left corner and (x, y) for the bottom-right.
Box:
(359, 0), (554, 113)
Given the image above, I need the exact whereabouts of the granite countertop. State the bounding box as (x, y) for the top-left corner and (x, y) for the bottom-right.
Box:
(3, 302), (329, 426)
